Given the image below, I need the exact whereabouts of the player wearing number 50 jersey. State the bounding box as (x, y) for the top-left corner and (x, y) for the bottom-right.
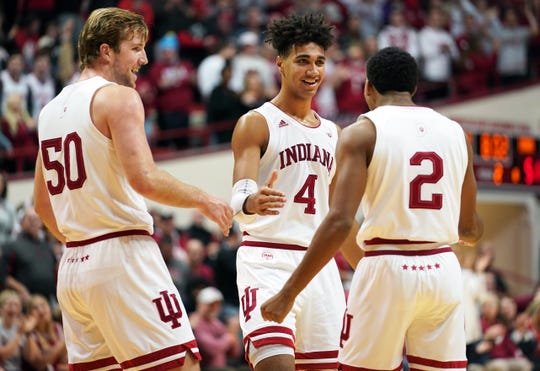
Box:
(230, 13), (362, 371)
(33, 7), (232, 371)
(261, 47), (484, 370)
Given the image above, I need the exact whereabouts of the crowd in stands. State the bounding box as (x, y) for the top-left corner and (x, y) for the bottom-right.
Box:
(0, 0), (539, 174)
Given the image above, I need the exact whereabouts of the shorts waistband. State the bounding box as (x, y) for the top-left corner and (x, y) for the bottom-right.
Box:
(66, 229), (151, 248)
(364, 247), (453, 257)
(240, 240), (307, 251)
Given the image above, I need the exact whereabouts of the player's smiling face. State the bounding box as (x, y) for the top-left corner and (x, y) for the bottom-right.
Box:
(279, 42), (326, 98)
(111, 33), (148, 88)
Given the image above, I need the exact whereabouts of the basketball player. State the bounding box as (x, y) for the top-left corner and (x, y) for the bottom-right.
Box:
(230, 13), (362, 371)
(261, 47), (484, 370)
(33, 8), (232, 371)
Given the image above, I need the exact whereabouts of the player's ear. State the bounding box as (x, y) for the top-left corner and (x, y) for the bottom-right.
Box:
(276, 56), (283, 71)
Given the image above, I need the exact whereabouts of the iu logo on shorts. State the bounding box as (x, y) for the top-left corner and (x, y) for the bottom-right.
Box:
(152, 290), (183, 329)
(241, 286), (259, 322)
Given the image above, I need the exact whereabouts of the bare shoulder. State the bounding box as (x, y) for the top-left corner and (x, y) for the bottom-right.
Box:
(93, 84), (142, 112)
(341, 116), (376, 149)
(232, 110), (269, 150)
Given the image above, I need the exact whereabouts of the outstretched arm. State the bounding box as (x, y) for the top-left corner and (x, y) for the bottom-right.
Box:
(95, 85), (233, 235)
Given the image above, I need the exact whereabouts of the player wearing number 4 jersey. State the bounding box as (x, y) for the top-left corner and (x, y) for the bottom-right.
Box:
(230, 13), (362, 371)
(261, 47), (484, 370)
(33, 7), (232, 371)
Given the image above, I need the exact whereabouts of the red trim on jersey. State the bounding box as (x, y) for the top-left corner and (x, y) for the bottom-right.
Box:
(364, 247), (452, 257)
(240, 240), (307, 251)
(68, 356), (119, 371)
(66, 229), (151, 247)
(121, 342), (201, 370)
(339, 362), (402, 371)
(364, 238), (436, 245)
(407, 355), (467, 368)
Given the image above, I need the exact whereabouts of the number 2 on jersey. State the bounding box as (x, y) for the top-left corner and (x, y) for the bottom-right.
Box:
(409, 151), (443, 209)
(294, 174), (317, 214)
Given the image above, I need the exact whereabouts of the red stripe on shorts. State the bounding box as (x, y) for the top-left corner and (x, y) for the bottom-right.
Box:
(244, 325), (296, 348)
(295, 350), (339, 370)
(66, 229), (151, 247)
(364, 247), (453, 257)
(339, 362), (402, 371)
(121, 341), (201, 370)
(240, 240), (307, 251)
(407, 354), (467, 368)
(68, 356), (119, 371)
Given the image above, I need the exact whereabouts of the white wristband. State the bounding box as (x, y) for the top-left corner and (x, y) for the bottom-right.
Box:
(231, 179), (258, 224)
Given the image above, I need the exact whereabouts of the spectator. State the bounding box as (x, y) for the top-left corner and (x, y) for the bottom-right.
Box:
(205, 58), (245, 144)
(331, 41), (368, 124)
(476, 241), (509, 296)
(189, 286), (244, 371)
(185, 238), (214, 287)
(197, 39), (237, 102)
(0, 289), (39, 371)
(2, 207), (57, 306)
(0, 53), (30, 114)
(0, 92), (37, 172)
(184, 210), (213, 247)
(418, 6), (460, 100)
(238, 69), (266, 112)
(493, 5), (539, 85)
(229, 31), (277, 98)
(27, 51), (56, 121)
(377, 4), (420, 61)
(26, 294), (68, 371)
(148, 32), (197, 149)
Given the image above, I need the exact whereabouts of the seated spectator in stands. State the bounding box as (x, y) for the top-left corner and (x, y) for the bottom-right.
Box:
(476, 241), (509, 296)
(184, 210), (214, 247)
(206, 59), (245, 144)
(185, 238), (214, 287)
(26, 294), (68, 371)
(152, 211), (186, 262)
(0, 53), (30, 114)
(493, 5), (539, 86)
(0, 289), (39, 371)
(0, 92), (37, 171)
(189, 286), (244, 371)
(418, 6), (460, 101)
(148, 32), (197, 149)
(2, 207), (57, 307)
(238, 70), (267, 112)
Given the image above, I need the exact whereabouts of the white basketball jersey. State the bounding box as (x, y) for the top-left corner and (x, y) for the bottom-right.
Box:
(357, 105), (467, 249)
(241, 102), (338, 247)
(37, 77), (153, 242)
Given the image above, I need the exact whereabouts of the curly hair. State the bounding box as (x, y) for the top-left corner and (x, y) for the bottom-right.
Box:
(366, 47), (418, 95)
(264, 13), (334, 57)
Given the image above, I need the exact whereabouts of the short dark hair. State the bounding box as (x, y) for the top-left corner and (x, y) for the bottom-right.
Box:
(366, 47), (418, 94)
(264, 13), (334, 57)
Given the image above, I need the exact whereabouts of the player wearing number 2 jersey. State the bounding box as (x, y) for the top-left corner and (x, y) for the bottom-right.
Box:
(33, 7), (232, 371)
(230, 13), (362, 371)
(261, 47), (484, 370)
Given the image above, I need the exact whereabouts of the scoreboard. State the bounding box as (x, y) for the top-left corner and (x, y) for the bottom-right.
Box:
(459, 120), (540, 192)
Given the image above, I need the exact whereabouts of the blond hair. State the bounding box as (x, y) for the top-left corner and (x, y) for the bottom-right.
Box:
(78, 7), (148, 70)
